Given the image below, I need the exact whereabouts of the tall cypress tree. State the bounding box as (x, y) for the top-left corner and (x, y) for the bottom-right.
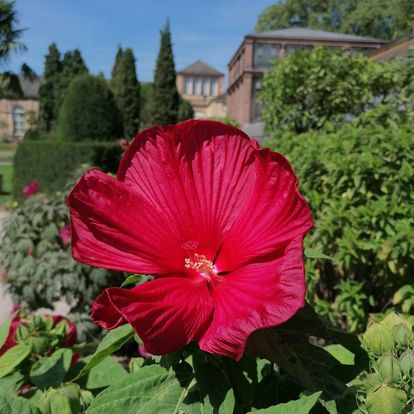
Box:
(57, 49), (88, 109)
(111, 47), (141, 138)
(38, 43), (62, 132)
(151, 20), (179, 125)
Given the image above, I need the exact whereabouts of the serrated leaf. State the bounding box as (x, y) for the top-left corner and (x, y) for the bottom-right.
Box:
(0, 343), (31, 379)
(0, 319), (11, 349)
(85, 356), (128, 389)
(86, 364), (206, 414)
(365, 384), (407, 414)
(0, 394), (39, 414)
(30, 348), (73, 389)
(73, 324), (134, 381)
(254, 391), (322, 413)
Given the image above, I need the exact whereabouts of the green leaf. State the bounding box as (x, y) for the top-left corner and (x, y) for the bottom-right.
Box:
(304, 248), (334, 260)
(0, 371), (25, 393)
(0, 319), (11, 349)
(121, 274), (144, 287)
(0, 343), (31, 379)
(86, 364), (198, 414)
(254, 391), (322, 413)
(73, 324), (134, 381)
(365, 384), (407, 414)
(30, 348), (73, 389)
(85, 356), (128, 389)
(37, 384), (81, 414)
(0, 394), (39, 414)
(324, 344), (355, 365)
(192, 363), (235, 414)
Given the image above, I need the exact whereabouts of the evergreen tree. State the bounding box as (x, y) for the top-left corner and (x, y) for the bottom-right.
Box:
(111, 47), (141, 138)
(38, 43), (62, 132)
(58, 74), (122, 142)
(57, 49), (88, 109)
(140, 82), (154, 129)
(151, 20), (179, 125)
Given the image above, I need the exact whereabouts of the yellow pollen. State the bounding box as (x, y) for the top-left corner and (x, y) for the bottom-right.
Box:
(185, 253), (215, 276)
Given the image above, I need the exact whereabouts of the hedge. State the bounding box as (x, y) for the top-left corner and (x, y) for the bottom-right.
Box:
(267, 123), (414, 330)
(13, 140), (123, 198)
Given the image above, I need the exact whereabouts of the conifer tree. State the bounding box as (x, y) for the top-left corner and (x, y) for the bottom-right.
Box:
(111, 47), (140, 138)
(151, 20), (179, 125)
(38, 43), (62, 132)
(57, 49), (88, 109)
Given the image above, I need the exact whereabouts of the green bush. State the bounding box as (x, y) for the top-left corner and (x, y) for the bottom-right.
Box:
(259, 47), (393, 134)
(58, 74), (122, 142)
(268, 123), (414, 330)
(1, 168), (123, 341)
(13, 140), (122, 198)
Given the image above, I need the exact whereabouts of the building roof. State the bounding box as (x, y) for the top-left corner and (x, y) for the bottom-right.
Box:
(178, 60), (224, 76)
(370, 34), (414, 61)
(248, 28), (384, 44)
(18, 75), (42, 99)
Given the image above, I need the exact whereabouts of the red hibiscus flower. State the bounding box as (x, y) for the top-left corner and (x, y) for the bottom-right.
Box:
(67, 120), (312, 360)
(59, 224), (72, 245)
(22, 180), (40, 198)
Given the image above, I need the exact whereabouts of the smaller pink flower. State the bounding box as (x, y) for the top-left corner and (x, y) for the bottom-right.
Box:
(119, 138), (129, 151)
(22, 181), (40, 198)
(59, 224), (71, 245)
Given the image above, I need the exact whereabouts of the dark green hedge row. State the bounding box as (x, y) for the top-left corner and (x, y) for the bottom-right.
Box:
(13, 140), (123, 198)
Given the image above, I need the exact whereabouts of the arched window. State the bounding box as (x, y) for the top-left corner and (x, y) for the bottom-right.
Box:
(13, 105), (25, 137)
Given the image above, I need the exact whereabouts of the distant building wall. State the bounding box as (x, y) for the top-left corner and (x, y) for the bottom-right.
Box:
(227, 29), (386, 126)
(0, 99), (39, 141)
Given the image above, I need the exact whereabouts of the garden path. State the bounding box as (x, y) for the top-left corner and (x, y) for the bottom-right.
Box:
(0, 208), (13, 324)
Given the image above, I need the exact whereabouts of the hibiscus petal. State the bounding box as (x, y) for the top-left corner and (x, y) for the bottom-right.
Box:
(67, 169), (186, 274)
(217, 149), (312, 271)
(117, 120), (257, 259)
(92, 277), (214, 355)
(199, 237), (306, 360)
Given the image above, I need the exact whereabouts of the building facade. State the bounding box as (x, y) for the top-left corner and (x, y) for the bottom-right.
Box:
(176, 60), (225, 118)
(227, 28), (386, 126)
(0, 76), (41, 142)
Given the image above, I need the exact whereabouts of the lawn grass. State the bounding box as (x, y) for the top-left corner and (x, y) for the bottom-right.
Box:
(0, 142), (17, 163)
(0, 163), (13, 206)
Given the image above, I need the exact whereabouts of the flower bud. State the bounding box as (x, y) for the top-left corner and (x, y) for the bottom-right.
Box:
(377, 352), (402, 384)
(362, 322), (394, 354)
(393, 324), (412, 347)
(399, 348), (414, 376)
(29, 336), (51, 354)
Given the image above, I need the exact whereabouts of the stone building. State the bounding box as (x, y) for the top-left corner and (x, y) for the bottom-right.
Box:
(176, 60), (226, 118)
(227, 28), (386, 127)
(0, 75), (41, 141)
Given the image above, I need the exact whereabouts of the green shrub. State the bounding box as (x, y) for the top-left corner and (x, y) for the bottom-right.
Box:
(1, 168), (123, 341)
(13, 140), (122, 198)
(259, 47), (393, 134)
(268, 123), (414, 330)
(58, 74), (122, 142)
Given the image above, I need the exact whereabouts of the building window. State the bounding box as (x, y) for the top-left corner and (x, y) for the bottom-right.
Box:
(285, 44), (312, 55)
(253, 43), (280, 68)
(13, 105), (25, 137)
(184, 76), (193, 95)
(251, 78), (262, 122)
(211, 78), (218, 96)
(193, 77), (202, 95)
(202, 78), (210, 96)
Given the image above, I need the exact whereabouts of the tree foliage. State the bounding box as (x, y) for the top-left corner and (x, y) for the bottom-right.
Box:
(0, 0), (25, 63)
(111, 47), (141, 138)
(255, 0), (414, 40)
(151, 21), (179, 125)
(259, 47), (393, 134)
(177, 97), (194, 122)
(58, 74), (122, 141)
(38, 43), (62, 133)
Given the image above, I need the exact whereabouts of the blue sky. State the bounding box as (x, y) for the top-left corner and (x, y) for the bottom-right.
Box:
(7, 0), (275, 82)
